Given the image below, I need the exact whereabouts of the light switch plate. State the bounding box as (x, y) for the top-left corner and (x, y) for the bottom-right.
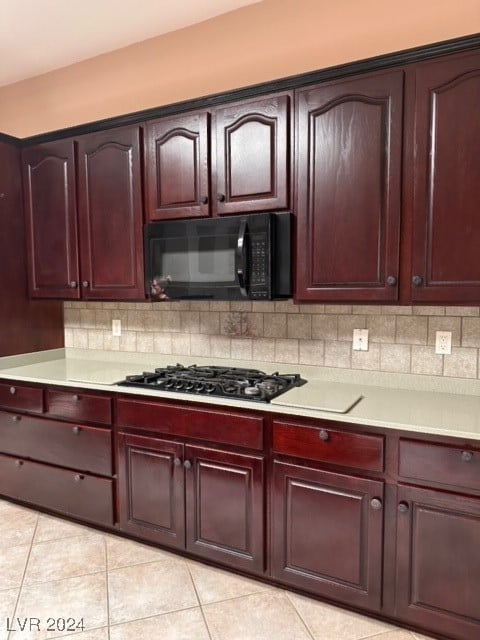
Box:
(353, 328), (369, 351)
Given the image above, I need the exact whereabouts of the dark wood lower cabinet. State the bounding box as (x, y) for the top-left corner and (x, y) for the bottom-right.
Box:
(117, 432), (185, 548)
(117, 434), (265, 573)
(185, 445), (264, 573)
(396, 484), (480, 640)
(272, 460), (384, 610)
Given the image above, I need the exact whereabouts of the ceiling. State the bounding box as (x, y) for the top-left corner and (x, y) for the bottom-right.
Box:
(0, 0), (261, 87)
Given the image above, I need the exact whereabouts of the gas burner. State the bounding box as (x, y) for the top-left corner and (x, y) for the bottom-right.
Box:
(118, 364), (307, 402)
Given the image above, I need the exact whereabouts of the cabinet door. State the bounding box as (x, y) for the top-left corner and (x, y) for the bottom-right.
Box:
(23, 140), (79, 298)
(117, 432), (185, 549)
(145, 112), (210, 220)
(214, 94), (290, 215)
(295, 71), (403, 302)
(185, 445), (264, 573)
(410, 52), (480, 302)
(77, 127), (145, 300)
(396, 485), (480, 640)
(272, 461), (384, 610)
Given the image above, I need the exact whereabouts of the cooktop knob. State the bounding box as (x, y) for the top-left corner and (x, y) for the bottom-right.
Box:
(244, 386), (261, 396)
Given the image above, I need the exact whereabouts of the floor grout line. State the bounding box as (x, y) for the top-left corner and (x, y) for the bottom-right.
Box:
(186, 562), (214, 640)
(104, 535), (111, 640)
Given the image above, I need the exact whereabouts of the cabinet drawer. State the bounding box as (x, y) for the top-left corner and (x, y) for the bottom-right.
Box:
(0, 382), (43, 413)
(46, 390), (112, 425)
(273, 421), (384, 472)
(116, 398), (264, 450)
(0, 453), (114, 526)
(0, 411), (112, 476)
(399, 439), (480, 492)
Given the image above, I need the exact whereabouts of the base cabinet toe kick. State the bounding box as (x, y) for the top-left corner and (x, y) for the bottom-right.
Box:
(0, 381), (478, 640)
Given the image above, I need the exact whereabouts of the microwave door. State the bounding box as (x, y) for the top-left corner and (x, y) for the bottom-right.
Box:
(235, 220), (248, 297)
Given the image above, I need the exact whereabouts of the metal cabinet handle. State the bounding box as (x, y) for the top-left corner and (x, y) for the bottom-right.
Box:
(398, 502), (409, 513)
(386, 275), (397, 286)
(72, 426), (81, 435)
(74, 474), (84, 482)
(412, 275), (423, 287)
(11, 415), (21, 422)
(173, 457), (182, 467)
(9, 386), (16, 395)
(15, 459), (23, 467)
(183, 460), (192, 470)
(82, 281), (90, 289)
(318, 429), (329, 442)
(461, 450), (473, 462)
(69, 281), (78, 288)
(370, 498), (382, 510)
(72, 394), (81, 402)
(217, 193), (226, 202)
(199, 196), (208, 205)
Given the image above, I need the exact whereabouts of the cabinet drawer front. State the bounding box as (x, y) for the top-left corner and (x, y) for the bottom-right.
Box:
(0, 411), (112, 476)
(399, 439), (480, 492)
(273, 421), (384, 472)
(0, 383), (43, 413)
(0, 454), (113, 526)
(46, 390), (112, 425)
(116, 398), (264, 450)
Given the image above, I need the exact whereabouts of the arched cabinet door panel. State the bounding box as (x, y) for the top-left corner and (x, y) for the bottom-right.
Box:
(295, 70), (403, 302)
(409, 51), (480, 303)
(22, 140), (80, 299)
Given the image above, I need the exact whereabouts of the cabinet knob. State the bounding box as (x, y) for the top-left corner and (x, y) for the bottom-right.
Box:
(217, 193), (226, 202)
(183, 460), (192, 470)
(72, 426), (80, 435)
(173, 457), (182, 467)
(69, 281), (78, 289)
(15, 459), (23, 467)
(82, 281), (89, 289)
(72, 394), (81, 402)
(11, 415), (21, 422)
(0, 193), (5, 199)
(199, 196), (208, 205)
(318, 429), (329, 442)
(412, 275), (423, 287)
(386, 275), (397, 286)
(370, 498), (383, 510)
(398, 502), (409, 513)
(9, 386), (16, 395)
(74, 474), (84, 482)
(461, 450), (473, 462)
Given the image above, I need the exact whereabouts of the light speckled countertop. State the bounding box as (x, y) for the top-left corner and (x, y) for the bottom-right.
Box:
(1, 348), (480, 441)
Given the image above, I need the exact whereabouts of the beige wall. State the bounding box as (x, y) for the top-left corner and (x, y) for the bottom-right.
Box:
(1, 0), (479, 137)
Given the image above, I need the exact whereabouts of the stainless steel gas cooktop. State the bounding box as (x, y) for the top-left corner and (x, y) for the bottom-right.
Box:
(118, 364), (307, 403)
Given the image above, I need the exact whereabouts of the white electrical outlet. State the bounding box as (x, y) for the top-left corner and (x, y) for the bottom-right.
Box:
(435, 331), (452, 355)
(353, 329), (369, 351)
(112, 319), (122, 337)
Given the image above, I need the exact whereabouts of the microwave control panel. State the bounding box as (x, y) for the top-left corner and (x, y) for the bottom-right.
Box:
(250, 233), (270, 298)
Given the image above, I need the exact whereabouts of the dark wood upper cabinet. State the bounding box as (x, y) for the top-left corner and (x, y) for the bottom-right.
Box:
(23, 140), (80, 299)
(214, 94), (290, 215)
(77, 127), (145, 299)
(145, 112), (210, 220)
(395, 484), (480, 640)
(23, 127), (145, 301)
(409, 51), (480, 303)
(295, 70), (403, 302)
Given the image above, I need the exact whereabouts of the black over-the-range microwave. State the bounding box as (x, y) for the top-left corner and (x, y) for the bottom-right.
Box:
(144, 212), (292, 301)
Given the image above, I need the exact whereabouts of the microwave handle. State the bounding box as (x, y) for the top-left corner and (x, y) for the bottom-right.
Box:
(236, 220), (248, 297)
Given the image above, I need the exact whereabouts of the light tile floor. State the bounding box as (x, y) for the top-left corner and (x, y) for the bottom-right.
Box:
(0, 499), (436, 640)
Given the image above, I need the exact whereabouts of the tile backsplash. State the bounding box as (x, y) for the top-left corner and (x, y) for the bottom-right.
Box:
(64, 301), (480, 379)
